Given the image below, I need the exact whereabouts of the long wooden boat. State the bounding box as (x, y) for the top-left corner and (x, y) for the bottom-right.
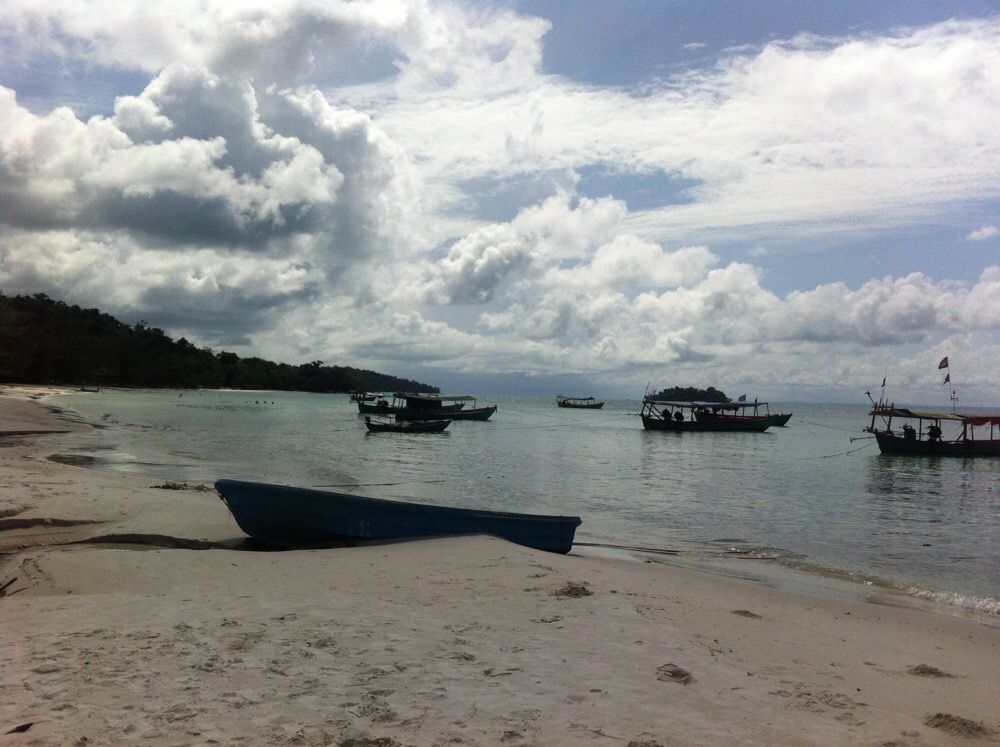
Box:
(692, 401), (792, 428)
(392, 393), (497, 421)
(357, 393), (466, 416)
(364, 416), (451, 433)
(556, 395), (604, 409)
(865, 404), (1000, 457)
(215, 479), (582, 553)
(640, 399), (774, 432)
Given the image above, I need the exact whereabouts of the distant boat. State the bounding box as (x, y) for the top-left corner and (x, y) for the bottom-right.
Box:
(215, 479), (582, 554)
(392, 393), (497, 422)
(640, 398), (775, 432)
(349, 391), (380, 403)
(865, 404), (1000, 457)
(364, 416), (451, 433)
(556, 395), (604, 409)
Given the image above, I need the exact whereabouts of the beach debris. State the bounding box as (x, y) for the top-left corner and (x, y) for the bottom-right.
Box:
(0, 577), (24, 599)
(908, 664), (954, 678)
(531, 615), (563, 624)
(923, 713), (992, 739)
(5, 723), (34, 734)
(338, 737), (401, 747)
(152, 481), (213, 491)
(552, 581), (592, 598)
(656, 663), (694, 685)
(483, 667), (519, 677)
(732, 609), (762, 618)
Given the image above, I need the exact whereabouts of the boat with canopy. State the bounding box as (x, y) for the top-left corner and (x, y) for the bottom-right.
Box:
(865, 404), (1000, 456)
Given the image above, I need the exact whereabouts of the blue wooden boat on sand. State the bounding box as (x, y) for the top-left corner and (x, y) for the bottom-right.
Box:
(215, 479), (582, 553)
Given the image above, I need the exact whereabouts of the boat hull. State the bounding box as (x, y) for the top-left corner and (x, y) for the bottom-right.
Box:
(873, 433), (1000, 457)
(693, 412), (792, 428)
(399, 405), (497, 421)
(215, 479), (582, 553)
(365, 419), (450, 433)
(641, 415), (772, 432)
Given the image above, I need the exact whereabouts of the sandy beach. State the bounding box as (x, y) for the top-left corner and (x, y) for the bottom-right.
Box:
(1, 388), (998, 746)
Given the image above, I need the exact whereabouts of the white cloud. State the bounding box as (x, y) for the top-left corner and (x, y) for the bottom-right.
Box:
(1, 3), (999, 401)
(967, 225), (998, 241)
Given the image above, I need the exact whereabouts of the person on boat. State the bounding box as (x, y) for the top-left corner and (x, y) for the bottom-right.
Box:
(902, 424), (916, 441)
(674, 410), (684, 421)
(927, 423), (942, 441)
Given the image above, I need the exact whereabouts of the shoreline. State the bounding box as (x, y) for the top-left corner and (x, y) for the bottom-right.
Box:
(24, 385), (1000, 618)
(2, 386), (999, 745)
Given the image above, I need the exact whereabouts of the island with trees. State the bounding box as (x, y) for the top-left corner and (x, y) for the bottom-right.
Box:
(649, 386), (730, 402)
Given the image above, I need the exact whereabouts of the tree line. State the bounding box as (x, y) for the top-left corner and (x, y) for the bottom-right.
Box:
(651, 385), (730, 402)
(0, 292), (439, 394)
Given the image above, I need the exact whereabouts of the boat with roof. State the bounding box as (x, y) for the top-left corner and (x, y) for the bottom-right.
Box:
(357, 392), (465, 416)
(640, 398), (776, 432)
(691, 400), (791, 428)
(556, 395), (605, 409)
(863, 359), (1000, 456)
(865, 404), (1000, 456)
(392, 392), (497, 421)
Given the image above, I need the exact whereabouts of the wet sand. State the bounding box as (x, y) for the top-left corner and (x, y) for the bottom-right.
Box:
(2, 387), (998, 745)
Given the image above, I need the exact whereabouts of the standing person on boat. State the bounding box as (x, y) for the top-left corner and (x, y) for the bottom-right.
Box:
(927, 423), (942, 441)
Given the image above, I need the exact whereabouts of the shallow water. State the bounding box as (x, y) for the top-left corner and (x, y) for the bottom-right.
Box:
(54, 390), (1000, 614)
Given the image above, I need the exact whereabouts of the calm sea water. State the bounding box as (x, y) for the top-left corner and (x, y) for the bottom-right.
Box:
(52, 390), (999, 615)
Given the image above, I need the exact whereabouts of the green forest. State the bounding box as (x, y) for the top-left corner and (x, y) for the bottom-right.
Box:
(650, 385), (730, 402)
(0, 292), (438, 393)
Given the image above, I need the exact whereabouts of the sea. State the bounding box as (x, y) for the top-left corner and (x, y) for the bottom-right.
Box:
(50, 389), (999, 618)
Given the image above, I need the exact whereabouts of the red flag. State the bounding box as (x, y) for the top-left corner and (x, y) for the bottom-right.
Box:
(938, 356), (949, 369)
(943, 373), (950, 384)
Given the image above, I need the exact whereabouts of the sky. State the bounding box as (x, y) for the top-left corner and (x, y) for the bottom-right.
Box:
(1, 0), (998, 404)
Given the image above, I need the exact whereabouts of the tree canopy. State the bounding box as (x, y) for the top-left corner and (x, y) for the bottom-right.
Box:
(0, 292), (438, 393)
(651, 385), (730, 403)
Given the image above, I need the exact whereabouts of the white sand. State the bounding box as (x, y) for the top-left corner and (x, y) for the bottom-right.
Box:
(2, 387), (998, 746)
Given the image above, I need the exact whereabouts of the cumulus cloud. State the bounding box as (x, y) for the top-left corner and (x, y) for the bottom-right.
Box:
(0, 2), (999, 400)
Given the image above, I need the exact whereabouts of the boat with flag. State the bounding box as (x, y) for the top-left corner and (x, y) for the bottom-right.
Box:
(864, 405), (1000, 456)
(863, 357), (1000, 456)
